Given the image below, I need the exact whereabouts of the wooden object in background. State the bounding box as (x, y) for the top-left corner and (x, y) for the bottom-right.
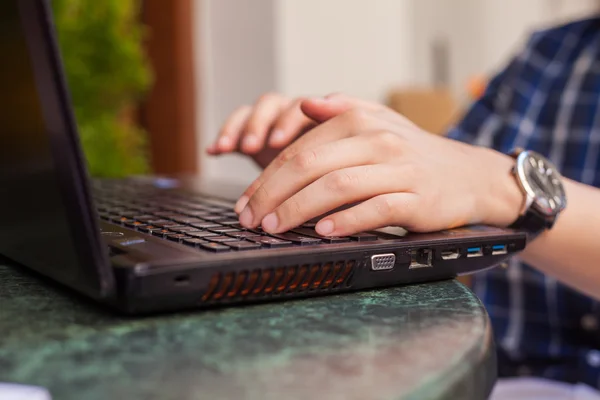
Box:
(140, 0), (198, 175)
(387, 87), (461, 136)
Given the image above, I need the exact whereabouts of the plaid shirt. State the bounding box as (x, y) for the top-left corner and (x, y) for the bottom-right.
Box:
(447, 17), (600, 387)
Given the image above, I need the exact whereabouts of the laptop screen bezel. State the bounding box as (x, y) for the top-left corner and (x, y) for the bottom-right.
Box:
(10, 0), (116, 298)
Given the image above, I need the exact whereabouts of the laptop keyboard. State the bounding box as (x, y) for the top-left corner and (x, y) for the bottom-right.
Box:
(92, 179), (379, 253)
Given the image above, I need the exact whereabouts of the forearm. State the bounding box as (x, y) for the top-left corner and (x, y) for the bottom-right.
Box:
(518, 179), (600, 300)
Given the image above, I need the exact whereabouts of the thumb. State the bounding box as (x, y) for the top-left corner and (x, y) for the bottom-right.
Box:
(300, 93), (374, 123)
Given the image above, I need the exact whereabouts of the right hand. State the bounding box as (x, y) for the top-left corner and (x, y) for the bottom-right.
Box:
(206, 92), (381, 168)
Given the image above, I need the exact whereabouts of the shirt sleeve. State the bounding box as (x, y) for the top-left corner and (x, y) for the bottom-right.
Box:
(445, 50), (529, 151)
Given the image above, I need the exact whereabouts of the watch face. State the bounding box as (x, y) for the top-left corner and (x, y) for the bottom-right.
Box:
(516, 151), (566, 216)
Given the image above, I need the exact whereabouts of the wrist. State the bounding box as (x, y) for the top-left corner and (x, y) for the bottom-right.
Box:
(474, 147), (523, 227)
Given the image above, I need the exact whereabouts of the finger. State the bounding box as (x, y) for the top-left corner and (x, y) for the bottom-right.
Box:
(241, 93), (290, 154)
(314, 193), (420, 236)
(238, 134), (382, 227)
(258, 164), (417, 234)
(301, 93), (381, 123)
(269, 99), (317, 148)
(235, 108), (376, 213)
(212, 106), (252, 154)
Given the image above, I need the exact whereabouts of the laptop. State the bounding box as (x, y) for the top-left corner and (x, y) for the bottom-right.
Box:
(0, 0), (526, 314)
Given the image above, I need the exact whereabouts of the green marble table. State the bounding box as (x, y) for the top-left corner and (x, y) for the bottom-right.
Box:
(0, 263), (495, 400)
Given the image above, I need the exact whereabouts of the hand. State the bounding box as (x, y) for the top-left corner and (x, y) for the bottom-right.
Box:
(234, 100), (523, 236)
(206, 93), (381, 169)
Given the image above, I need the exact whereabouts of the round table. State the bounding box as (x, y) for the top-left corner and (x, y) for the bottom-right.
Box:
(0, 263), (496, 400)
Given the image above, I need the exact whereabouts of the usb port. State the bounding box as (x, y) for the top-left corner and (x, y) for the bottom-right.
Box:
(492, 244), (508, 256)
(440, 249), (460, 260)
(466, 247), (483, 258)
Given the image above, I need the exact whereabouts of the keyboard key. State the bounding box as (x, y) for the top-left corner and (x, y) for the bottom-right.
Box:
(206, 235), (237, 243)
(226, 231), (261, 239)
(139, 225), (164, 234)
(124, 221), (148, 229)
(172, 217), (205, 224)
(137, 207), (161, 214)
(183, 210), (211, 217)
(291, 228), (350, 243)
(182, 238), (210, 247)
(191, 222), (222, 229)
(250, 236), (293, 248)
(349, 232), (379, 242)
(147, 219), (172, 226)
(153, 211), (183, 219)
(225, 241), (261, 250)
(201, 215), (227, 222)
(220, 220), (241, 226)
(269, 232), (321, 245)
(222, 212), (239, 218)
(109, 215), (129, 224)
(208, 227), (240, 234)
(182, 204), (210, 212)
(151, 229), (172, 237)
(121, 211), (142, 219)
(199, 242), (230, 252)
(165, 233), (190, 242)
(169, 228), (203, 234)
(133, 215), (157, 222)
(187, 231), (219, 238)
(154, 221), (183, 228)
(204, 207), (227, 213)
(105, 208), (127, 215)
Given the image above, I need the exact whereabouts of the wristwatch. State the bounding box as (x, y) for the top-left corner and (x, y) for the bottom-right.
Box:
(508, 148), (567, 240)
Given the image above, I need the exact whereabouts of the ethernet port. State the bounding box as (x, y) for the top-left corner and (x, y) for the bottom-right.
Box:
(409, 249), (433, 269)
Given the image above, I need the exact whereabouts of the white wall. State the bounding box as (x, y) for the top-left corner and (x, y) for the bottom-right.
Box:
(195, 0), (277, 185)
(276, 0), (414, 102)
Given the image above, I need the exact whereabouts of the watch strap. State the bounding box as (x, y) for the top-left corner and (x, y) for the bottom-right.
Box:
(508, 208), (554, 240)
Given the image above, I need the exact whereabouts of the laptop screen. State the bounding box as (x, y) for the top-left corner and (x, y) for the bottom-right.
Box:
(0, 0), (113, 298)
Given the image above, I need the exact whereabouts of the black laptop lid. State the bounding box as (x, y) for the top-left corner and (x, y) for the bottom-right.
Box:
(0, 0), (114, 298)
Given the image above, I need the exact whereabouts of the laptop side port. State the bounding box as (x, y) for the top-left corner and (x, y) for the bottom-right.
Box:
(466, 247), (483, 258)
(371, 253), (396, 271)
(440, 249), (460, 260)
(492, 244), (508, 256)
(410, 249), (433, 269)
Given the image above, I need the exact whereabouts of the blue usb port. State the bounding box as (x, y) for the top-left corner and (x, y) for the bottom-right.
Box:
(492, 244), (507, 255)
(466, 247), (483, 258)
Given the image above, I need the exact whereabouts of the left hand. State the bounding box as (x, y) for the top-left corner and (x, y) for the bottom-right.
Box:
(236, 98), (522, 236)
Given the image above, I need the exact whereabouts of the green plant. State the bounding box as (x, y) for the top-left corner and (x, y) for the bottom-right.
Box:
(51, 0), (152, 177)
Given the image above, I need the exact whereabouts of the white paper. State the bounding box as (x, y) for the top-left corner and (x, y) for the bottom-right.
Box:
(0, 383), (52, 400)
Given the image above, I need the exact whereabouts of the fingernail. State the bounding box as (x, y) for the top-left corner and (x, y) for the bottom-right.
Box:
(235, 195), (249, 213)
(309, 97), (329, 105)
(262, 213), (279, 232)
(270, 129), (286, 144)
(218, 137), (231, 148)
(243, 135), (258, 150)
(316, 219), (335, 236)
(239, 206), (254, 227)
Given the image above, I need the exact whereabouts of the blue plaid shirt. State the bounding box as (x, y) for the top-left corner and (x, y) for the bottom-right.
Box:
(448, 17), (600, 387)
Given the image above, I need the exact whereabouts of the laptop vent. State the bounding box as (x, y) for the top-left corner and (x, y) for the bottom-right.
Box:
(200, 260), (357, 303)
